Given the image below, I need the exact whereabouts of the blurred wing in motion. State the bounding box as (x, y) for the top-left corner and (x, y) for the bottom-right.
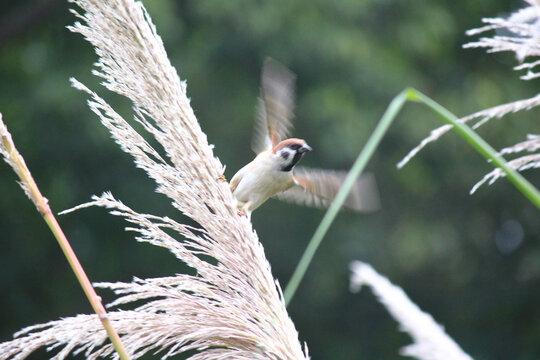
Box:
(252, 57), (296, 154)
(276, 167), (380, 212)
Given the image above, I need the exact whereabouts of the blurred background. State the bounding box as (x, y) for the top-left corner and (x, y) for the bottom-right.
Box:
(1, 0), (539, 359)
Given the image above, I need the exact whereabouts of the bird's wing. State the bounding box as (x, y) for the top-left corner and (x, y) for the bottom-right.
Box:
(275, 167), (380, 212)
(251, 57), (296, 154)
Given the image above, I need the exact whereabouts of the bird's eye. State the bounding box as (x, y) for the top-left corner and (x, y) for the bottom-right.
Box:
(290, 144), (300, 150)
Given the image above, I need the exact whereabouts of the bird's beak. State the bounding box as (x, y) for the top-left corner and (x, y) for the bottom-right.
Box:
(299, 144), (312, 153)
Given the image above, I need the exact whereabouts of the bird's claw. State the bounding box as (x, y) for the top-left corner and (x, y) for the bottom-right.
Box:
(217, 175), (227, 182)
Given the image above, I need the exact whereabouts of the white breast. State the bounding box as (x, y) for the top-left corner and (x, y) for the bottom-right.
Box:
(232, 151), (294, 211)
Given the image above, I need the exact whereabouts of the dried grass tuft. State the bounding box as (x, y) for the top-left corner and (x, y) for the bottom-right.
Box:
(0, 0), (308, 359)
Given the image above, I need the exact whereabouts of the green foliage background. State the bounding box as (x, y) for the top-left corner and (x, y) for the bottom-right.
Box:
(1, 0), (539, 359)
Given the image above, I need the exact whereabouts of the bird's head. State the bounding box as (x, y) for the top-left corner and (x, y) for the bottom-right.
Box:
(272, 138), (312, 172)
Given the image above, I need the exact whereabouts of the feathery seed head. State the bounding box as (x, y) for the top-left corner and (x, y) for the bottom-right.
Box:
(399, 0), (540, 192)
(0, 1), (309, 359)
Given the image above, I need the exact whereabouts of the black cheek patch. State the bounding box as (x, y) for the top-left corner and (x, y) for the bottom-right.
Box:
(281, 152), (290, 160)
(281, 152), (304, 172)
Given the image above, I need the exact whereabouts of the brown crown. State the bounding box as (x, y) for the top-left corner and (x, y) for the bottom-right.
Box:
(272, 138), (307, 154)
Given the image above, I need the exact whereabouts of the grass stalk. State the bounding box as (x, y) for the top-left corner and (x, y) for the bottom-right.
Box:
(408, 88), (540, 209)
(284, 88), (540, 305)
(0, 115), (131, 360)
(283, 90), (410, 305)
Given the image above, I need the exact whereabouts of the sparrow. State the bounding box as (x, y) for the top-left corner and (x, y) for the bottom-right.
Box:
(230, 58), (379, 216)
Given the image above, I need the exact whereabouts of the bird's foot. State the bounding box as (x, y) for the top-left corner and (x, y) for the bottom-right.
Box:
(217, 175), (227, 182)
(237, 210), (246, 216)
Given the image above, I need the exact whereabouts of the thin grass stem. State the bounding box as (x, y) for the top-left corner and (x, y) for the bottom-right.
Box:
(284, 88), (540, 305)
(408, 88), (540, 209)
(0, 115), (131, 360)
(283, 90), (410, 305)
